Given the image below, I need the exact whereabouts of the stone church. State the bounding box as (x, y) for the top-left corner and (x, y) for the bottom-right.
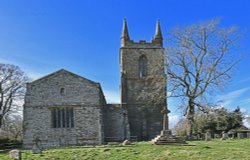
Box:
(23, 19), (168, 149)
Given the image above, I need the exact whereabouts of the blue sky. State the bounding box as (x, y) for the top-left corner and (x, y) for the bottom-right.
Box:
(0, 0), (250, 128)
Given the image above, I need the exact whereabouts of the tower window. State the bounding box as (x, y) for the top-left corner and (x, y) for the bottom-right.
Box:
(139, 55), (148, 78)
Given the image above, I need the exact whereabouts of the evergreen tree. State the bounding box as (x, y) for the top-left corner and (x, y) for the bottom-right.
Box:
(174, 106), (245, 136)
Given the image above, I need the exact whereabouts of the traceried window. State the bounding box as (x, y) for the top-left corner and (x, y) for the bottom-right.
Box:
(52, 108), (74, 128)
(139, 55), (148, 78)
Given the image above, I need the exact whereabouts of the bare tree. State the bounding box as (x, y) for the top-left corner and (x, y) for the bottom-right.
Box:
(3, 114), (23, 140)
(172, 118), (188, 136)
(0, 63), (28, 127)
(166, 19), (241, 138)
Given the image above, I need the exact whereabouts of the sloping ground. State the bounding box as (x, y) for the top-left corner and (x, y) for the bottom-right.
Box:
(1, 139), (250, 160)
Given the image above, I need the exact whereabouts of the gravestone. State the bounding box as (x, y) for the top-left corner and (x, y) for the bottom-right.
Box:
(228, 130), (235, 139)
(221, 131), (228, 140)
(205, 132), (211, 141)
(9, 149), (21, 160)
(122, 140), (131, 145)
(237, 132), (245, 139)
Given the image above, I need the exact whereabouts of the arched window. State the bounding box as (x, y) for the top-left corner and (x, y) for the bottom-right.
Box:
(139, 55), (147, 78)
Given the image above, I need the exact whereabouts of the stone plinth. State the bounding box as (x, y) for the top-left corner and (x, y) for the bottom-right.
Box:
(152, 130), (186, 145)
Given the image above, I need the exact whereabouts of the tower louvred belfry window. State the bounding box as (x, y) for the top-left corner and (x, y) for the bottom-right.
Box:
(139, 55), (147, 78)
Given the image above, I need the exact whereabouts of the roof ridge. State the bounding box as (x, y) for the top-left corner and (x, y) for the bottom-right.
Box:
(28, 69), (99, 85)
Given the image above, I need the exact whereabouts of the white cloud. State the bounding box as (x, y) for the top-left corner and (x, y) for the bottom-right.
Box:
(243, 119), (250, 129)
(167, 91), (172, 97)
(240, 107), (249, 115)
(103, 90), (120, 104)
(216, 87), (250, 106)
(168, 114), (181, 129)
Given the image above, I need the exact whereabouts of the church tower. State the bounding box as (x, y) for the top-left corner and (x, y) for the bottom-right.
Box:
(120, 19), (167, 140)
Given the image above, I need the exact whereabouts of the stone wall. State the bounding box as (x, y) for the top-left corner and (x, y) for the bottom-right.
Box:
(23, 105), (103, 149)
(25, 69), (102, 106)
(103, 104), (130, 142)
(120, 42), (166, 140)
(120, 48), (165, 78)
(125, 104), (163, 140)
(23, 69), (105, 149)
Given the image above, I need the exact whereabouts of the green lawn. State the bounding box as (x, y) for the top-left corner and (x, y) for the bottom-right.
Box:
(1, 139), (250, 160)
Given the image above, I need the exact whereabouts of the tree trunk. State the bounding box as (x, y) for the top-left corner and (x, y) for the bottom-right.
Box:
(186, 116), (194, 139)
(186, 98), (195, 139)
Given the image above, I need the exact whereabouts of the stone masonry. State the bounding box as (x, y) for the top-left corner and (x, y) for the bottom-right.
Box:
(23, 69), (105, 149)
(120, 19), (167, 140)
(23, 19), (169, 148)
(103, 104), (130, 142)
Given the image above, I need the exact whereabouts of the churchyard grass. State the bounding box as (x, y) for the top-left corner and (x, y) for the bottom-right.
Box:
(1, 139), (250, 160)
